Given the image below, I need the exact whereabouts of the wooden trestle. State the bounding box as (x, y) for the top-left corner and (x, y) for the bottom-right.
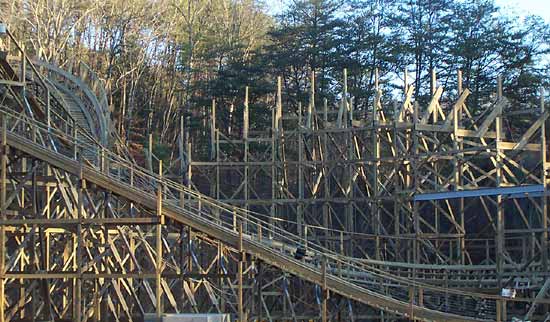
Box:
(0, 29), (549, 321)
(181, 69), (550, 320)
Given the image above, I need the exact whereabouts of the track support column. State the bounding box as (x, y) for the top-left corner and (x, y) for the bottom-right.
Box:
(156, 161), (164, 320)
(238, 222), (245, 321)
(0, 114), (6, 322)
(322, 256), (328, 322)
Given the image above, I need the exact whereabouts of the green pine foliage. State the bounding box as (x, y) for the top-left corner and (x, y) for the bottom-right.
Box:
(1, 0), (548, 161)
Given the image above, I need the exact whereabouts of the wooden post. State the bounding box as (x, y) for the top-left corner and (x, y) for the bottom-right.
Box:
(186, 141), (192, 190)
(211, 99), (219, 222)
(0, 115), (6, 322)
(455, 70), (465, 264)
(93, 280), (100, 322)
(21, 42), (26, 88)
(305, 225), (308, 253)
(496, 76), (504, 288)
(540, 88), (549, 315)
(431, 69), (440, 264)
(343, 68), (348, 111)
(338, 231), (343, 277)
(408, 287), (415, 320)
(243, 87), (249, 232)
(345, 68), (354, 255)
(412, 101), (420, 267)
(210, 99), (216, 160)
(238, 222), (245, 322)
(298, 102), (304, 237)
(73, 125), (78, 160)
(75, 164), (84, 322)
(541, 87), (548, 272)
(374, 70), (381, 260)
(321, 256), (328, 322)
(187, 226), (192, 279)
(256, 260), (262, 322)
(307, 71), (315, 128)
(495, 76), (505, 320)
(148, 133), (153, 172)
(271, 77), (283, 239)
(31, 158), (38, 321)
(156, 161), (164, 320)
(179, 116), (185, 207)
(46, 88), (51, 130)
(322, 98), (330, 249)
(98, 145), (105, 174)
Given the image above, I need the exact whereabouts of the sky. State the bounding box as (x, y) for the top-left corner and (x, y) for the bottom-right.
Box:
(265, 0), (285, 15)
(267, 0), (550, 22)
(495, 0), (550, 22)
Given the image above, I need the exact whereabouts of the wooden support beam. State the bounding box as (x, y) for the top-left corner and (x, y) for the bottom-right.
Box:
(475, 99), (507, 138)
(307, 71), (314, 129)
(420, 87), (443, 124)
(513, 110), (549, 151)
(156, 161), (163, 320)
(148, 133), (153, 173)
(0, 116), (6, 322)
(243, 87), (249, 232)
(238, 222), (244, 322)
(74, 165), (84, 322)
(495, 76), (505, 305)
(322, 255), (328, 322)
(541, 87), (549, 290)
(210, 99), (216, 160)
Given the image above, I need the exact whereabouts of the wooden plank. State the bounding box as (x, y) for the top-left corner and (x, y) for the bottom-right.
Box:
(420, 87), (443, 124)
(444, 89), (470, 127)
(0, 79), (24, 87)
(156, 161), (163, 319)
(475, 99), (507, 138)
(512, 110), (549, 150)
(457, 129), (497, 139)
(498, 142), (541, 151)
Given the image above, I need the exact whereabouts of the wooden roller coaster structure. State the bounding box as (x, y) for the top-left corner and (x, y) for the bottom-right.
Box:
(0, 28), (549, 322)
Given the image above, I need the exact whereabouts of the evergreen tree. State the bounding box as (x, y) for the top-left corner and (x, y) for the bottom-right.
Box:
(389, 0), (453, 100)
(264, 0), (344, 105)
(336, 0), (394, 110)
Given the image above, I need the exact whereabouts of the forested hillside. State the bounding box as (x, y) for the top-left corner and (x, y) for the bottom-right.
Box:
(1, 0), (549, 159)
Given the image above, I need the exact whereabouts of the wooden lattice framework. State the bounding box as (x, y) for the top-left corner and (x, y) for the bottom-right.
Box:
(1, 28), (550, 322)
(182, 69), (550, 320)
